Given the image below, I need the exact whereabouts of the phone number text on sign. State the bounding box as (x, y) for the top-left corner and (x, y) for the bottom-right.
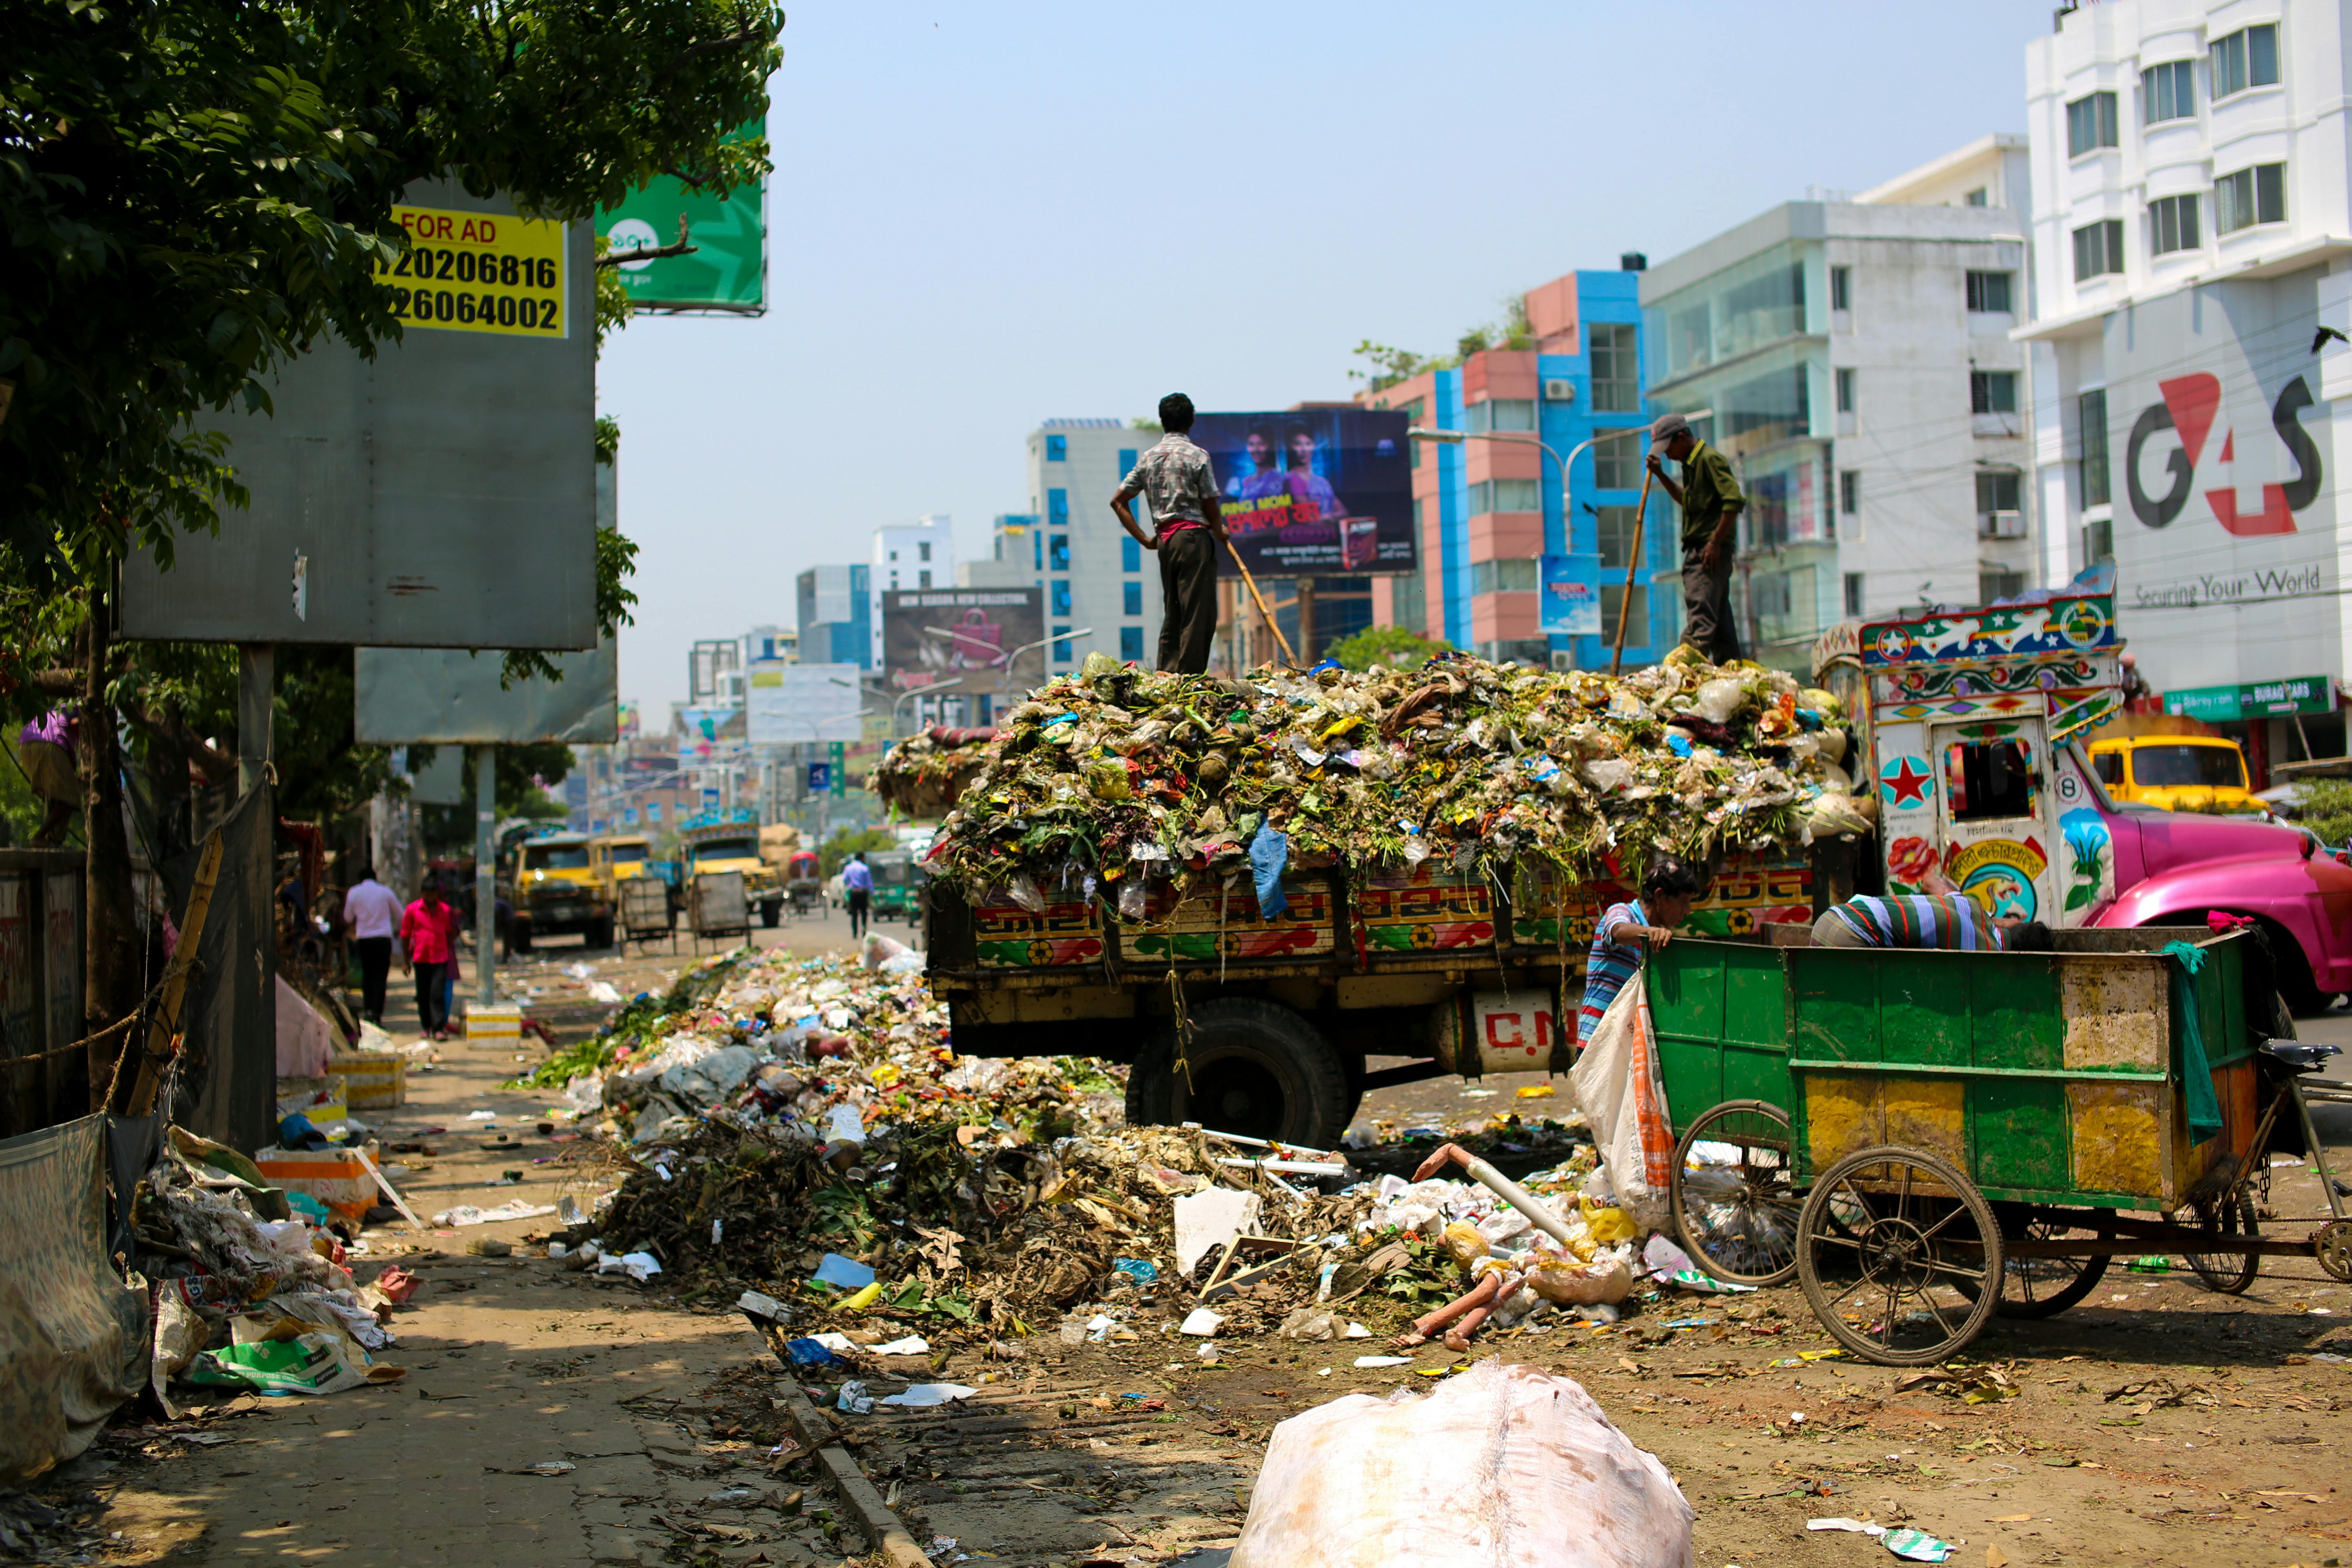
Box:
(380, 206), (568, 338)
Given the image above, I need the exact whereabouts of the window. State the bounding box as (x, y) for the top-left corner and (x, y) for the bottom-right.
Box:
(1839, 470), (1860, 515)
(1594, 506), (1641, 571)
(1976, 470), (2022, 515)
(2211, 23), (2279, 100)
(1965, 271), (2013, 313)
(2143, 58), (2195, 123)
(2149, 193), (2200, 254)
(1466, 398), (1537, 432)
(1980, 568), (2027, 604)
(1943, 739), (2036, 821)
(2131, 744), (2248, 791)
(1593, 429), (1644, 490)
(1051, 624), (1071, 662)
(1830, 265), (1851, 311)
(1835, 368), (1855, 414)
(1843, 572), (1865, 618)
(1467, 478), (1541, 514)
(1599, 583), (1648, 646)
(1964, 187), (1989, 207)
(1970, 371), (2018, 415)
(1045, 434), (1067, 461)
(918, 541), (931, 561)
(2078, 388), (2111, 507)
(1119, 626), (1144, 662)
(2085, 515), (2114, 564)
(1390, 568), (1425, 635)
(1050, 579), (1071, 615)
(1588, 323), (1639, 412)
(2072, 219), (2125, 279)
(1120, 534), (1140, 572)
(1117, 446), (1137, 475)
(1047, 488), (1069, 523)
(2092, 750), (2123, 786)
(2216, 163), (2286, 233)
(2066, 91), (2119, 156)
(918, 570), (932, 588)
(1471, 558), (1539, 595)
(1048, 533), (1069, 571)
(1122, 580), (1142, 616)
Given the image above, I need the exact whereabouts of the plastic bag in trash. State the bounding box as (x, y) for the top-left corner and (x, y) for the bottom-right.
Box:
(1229, 1359), (1694, 1568)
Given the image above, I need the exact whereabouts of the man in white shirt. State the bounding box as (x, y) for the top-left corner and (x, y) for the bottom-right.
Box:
(342, 864), (403, 1026)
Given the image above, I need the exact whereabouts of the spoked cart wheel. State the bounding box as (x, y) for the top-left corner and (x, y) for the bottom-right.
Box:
(2174, 1190), (2260, 1295)
(1671, 1100), (1802, 1286)
(1962, 1208), (2111, 1320)
(1797, 1145), (2005, 1366)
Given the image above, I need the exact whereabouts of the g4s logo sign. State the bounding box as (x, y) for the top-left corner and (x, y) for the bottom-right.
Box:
(2127, 372), (2323, 535)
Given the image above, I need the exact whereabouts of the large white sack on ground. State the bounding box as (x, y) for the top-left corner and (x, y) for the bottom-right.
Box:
(1229, 1358), (1694, 1568)
(1567, 976), (1674, 1236)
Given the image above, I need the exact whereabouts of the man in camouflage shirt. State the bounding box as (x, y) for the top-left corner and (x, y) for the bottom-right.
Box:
(1645, 410), (1745, 664)
(1112, 392), (1227, 673)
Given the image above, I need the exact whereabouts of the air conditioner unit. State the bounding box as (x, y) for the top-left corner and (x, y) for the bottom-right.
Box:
(1978, 510), (2027, 539)
(1542, 379), (1576, 403)
(1550, 650), (1574, 672)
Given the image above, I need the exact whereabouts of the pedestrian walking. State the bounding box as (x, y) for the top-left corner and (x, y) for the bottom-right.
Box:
(1644, 412), (1746, 665)
(16, 708), (79, 847)
(1577, 857), (1702, 1049)
(842, 852), (873, 940)
(399, 878), (462, 1040)
(341, 864), (403, 1026)
(1111, 392), (1227, 674)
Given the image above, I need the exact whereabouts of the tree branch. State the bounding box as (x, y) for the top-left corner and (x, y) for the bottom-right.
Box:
(595, 214), (698, 268)
(647, 14), (768, 95)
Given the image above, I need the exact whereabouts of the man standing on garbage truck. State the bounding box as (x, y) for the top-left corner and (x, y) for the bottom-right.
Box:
(1111, 392), (1227, 674)
(1577, 857), (1702, 1048)
(1644, 412), (1744, 665)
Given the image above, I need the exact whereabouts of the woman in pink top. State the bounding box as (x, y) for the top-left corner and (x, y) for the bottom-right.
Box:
(399, 879), (462, 1040)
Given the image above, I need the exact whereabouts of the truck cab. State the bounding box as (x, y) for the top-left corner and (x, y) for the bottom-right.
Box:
(678, 809), (785, 927)
(1816, 590), (2352, 1011)
(508, 831), (613, 953)
(2085, 735), (2261, 815)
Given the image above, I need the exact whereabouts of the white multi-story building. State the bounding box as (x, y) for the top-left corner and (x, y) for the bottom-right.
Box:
(869, 516), (956, 666)
(2021, 0), (2351, 769)
(1639, 136), (2036, 672)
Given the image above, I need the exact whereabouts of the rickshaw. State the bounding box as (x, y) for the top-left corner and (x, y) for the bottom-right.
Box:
(1648, 926), (2352, 1365)
(785, 851), (824, 918)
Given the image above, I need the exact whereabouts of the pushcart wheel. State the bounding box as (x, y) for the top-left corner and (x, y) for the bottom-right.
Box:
(2176, 1192), (2260, 1294)
(1672, 1100), (1801, 1286)
(1797, 1145), (2003, 1367)
(1959, 1211), (2110, 1319)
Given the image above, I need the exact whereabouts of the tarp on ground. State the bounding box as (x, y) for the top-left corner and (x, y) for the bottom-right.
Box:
(0, 1115), (147, 1481)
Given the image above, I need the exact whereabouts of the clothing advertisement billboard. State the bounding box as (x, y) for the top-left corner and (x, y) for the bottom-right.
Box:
(881, 589), (1045, 695)
(2107, 269), (2338, 695)
(1190, 409), (1414, 578)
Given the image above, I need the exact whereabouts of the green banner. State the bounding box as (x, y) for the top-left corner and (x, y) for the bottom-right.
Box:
(2163, 674), (2335, 721)
(596, 123), (766, 313)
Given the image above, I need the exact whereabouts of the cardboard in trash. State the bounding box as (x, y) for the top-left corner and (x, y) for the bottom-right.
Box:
(254, 1147), (375, 1223)
(1174, 1187), (1261, 1276)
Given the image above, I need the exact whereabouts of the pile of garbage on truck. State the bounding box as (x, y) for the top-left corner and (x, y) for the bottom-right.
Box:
(924, 650), (1870, 907)
(866, 725), (999, 819)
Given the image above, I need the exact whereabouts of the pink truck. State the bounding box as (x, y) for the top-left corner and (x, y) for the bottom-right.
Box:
(1816, 592), (2352, 1012)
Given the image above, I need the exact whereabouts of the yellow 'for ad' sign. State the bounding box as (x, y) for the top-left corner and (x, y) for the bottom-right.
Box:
(379, 205), (569, 338)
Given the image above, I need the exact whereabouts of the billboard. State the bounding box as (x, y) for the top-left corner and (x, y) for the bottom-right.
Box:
(123, 180), (597, 649)
(596, 122), (767, 314)
(354, 637), (617, 745)
(881, 589), (1045, 695)
(1192, 409), (1414, 577)
(2107, 269), (2339, 697)
(1540, 554), (1601, 637)
(745, 661), (863, 744)
(676, 704), (745, 764)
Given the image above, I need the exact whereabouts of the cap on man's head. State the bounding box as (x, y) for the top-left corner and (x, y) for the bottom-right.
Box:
(1649, 412), (1692, 452)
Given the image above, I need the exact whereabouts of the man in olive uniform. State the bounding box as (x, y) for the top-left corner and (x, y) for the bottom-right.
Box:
(1644, 411), (1745, 664)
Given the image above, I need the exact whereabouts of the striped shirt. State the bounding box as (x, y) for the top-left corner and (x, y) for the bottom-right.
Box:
(1579, 900), (1649, 1045)
(1820, 893), (2004, 951)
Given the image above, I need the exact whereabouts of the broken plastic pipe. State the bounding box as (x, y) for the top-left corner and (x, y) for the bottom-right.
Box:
(1408, 1142), (1578, 1252)
(1212, 1156), (1349, 1177)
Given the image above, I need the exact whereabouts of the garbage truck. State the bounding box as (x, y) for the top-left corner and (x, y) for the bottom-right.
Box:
(924, 587), (2352, 1147)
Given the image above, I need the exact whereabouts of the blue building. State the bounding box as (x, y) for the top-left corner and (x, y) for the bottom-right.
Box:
(1364, 261), (1677, 668)
(794, 563), (871, 668)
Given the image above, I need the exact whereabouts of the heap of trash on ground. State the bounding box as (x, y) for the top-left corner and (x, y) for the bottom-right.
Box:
(924, 649), (1868, 907)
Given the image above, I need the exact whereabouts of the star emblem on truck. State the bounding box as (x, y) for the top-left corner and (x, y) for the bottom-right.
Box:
(1880, 756), (1933, 808)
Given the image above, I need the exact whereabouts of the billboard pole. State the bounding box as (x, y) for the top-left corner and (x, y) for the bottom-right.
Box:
(474, 745), (497, 1008)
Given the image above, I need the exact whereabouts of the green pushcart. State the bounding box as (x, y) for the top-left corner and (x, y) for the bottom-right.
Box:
(1647, 928), (2352, 1364)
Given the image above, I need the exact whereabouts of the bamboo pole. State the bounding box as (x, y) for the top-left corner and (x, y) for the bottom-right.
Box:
(1226, 537), (1299, 668)
(120, 829), (223, 1115)
(1608, 464), (1658, 677)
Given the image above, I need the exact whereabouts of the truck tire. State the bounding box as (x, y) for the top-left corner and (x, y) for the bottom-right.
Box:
(587, 918), (614, 950)
(1125, 999), (1350, 1147)
(761, 900), (782, 929)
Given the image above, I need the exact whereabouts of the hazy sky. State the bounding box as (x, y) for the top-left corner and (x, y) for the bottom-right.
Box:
(601, 0), (2059, 715)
